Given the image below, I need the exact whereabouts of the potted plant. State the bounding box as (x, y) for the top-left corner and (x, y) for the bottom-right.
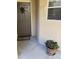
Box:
(45, 40), (59, 56)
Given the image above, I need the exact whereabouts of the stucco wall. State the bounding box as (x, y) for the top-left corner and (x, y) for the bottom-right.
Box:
(38, 0), (61, 48)
(17, 0), (31, 2)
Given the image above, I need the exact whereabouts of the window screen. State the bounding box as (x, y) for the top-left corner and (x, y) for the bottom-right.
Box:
(48, 8), (61, 20)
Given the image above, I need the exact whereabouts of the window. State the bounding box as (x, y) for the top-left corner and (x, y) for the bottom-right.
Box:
(48, 0), (61, 20)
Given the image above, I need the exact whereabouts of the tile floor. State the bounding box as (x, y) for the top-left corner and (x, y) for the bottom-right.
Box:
(17, 37), (61, 59)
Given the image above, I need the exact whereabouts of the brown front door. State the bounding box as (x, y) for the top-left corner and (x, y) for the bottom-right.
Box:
(17, 2), (31, 38)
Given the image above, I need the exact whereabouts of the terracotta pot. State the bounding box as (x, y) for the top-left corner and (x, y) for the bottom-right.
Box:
(47, 48), (57, 56)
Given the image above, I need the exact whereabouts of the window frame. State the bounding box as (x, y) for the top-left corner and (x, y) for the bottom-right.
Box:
(47, 0), (61, 20)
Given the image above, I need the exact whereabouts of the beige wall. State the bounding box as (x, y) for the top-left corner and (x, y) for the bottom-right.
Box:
(31, 0), (37, 37)
(17, 0), (36, 37)
(17, 0), (31, 2)
(38, 0), (61, 48)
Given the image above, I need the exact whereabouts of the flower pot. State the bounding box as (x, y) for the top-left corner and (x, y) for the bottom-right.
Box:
(47, 48), (57, 56)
